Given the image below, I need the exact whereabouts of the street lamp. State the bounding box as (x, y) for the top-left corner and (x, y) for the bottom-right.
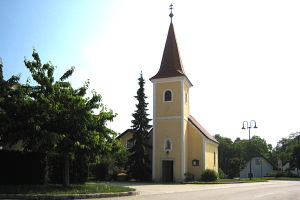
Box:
(242, 120), (258, 180)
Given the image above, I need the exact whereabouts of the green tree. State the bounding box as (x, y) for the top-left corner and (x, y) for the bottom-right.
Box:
(227, 157), (246, 178)
(272, 132), (300, 166)
(215, 134), (272, 178)
(291, 146), (300, 176)
(1, 50), (117, 186)
(129, 72), (152, 181)
(214, 134), (236, 176)
(0, 60), (29, 149)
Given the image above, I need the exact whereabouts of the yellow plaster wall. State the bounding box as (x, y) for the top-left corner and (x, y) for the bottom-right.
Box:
(205, 142), (218, 172)
(155, 81), (181, 117)
(187, 122), (204, 179)
(154, 118), (182, 181)
(119, 132), (134, 147)
(183, 82), (190, 118)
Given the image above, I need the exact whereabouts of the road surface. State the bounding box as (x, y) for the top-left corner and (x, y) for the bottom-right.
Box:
(104, 180), (300, 200)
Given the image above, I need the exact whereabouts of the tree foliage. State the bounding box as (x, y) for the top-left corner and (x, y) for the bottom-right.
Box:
(0, 50), (117, 186)
(129, 72), (152, 181)
(271, 132), (300, 170)
(215, 134), (271, 178)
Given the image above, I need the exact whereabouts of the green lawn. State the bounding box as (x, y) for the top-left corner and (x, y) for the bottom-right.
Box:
(189, 178), (266, 184)
(189, 177), (300, 184)
(262, 177), (300, 181)
(0, 184), (135, 194)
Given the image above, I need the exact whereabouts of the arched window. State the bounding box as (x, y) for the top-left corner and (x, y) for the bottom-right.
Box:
(164, 139), (172, 151)
(164, 90), (172, 102)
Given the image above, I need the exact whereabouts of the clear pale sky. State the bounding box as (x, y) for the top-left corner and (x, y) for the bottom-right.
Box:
(1, 0), (299, 147)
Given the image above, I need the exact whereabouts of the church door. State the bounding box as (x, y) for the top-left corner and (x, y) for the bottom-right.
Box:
(162, 160), (173, 182)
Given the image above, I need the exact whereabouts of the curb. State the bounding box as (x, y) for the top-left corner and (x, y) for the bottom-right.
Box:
(0, 191), (139, 200)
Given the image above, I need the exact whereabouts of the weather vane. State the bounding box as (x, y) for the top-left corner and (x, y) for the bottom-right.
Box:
(169, 4), (174, 21)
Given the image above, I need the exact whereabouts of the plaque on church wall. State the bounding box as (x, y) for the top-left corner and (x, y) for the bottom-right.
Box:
(192, 159), (199, 166)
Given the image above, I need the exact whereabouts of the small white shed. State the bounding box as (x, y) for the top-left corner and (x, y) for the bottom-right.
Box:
(240, 156), (277, 178)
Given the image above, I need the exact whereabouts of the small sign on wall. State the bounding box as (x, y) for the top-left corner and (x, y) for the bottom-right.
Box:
(192, 159), (199, 166)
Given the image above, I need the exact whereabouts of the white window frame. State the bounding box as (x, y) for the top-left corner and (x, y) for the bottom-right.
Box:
(163, 89), (173, 102)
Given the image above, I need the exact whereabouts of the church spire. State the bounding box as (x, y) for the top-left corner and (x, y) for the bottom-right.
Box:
(150, 5), (191, 85)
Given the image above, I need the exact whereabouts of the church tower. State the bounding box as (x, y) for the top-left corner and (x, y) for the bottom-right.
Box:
(150, 5), (219, 182)
(150, 5), (193, 182)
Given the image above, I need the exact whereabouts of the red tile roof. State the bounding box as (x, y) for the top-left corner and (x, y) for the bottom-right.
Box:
(188, 115), (219, 144)
(150, 22), (191, 84)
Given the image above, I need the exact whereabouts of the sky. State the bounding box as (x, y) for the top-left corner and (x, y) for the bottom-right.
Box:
(1, 0), (300, 147)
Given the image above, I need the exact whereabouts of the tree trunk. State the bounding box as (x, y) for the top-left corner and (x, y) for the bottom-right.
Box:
(63, 155), (70, 187)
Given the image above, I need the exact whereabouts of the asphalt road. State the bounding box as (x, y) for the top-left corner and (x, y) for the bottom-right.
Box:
(104, 180), (300, 200)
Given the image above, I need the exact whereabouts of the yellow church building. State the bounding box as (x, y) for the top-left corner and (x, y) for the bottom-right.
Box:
(118, 9), (219, 182)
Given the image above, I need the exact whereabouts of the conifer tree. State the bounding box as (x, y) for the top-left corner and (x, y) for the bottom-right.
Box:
(129, 72), (152, 180)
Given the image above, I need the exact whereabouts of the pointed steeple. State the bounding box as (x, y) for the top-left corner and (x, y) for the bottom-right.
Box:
(150, 6), (191, 85)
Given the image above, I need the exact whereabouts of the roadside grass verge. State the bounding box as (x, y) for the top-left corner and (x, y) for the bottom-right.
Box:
(188, 178), (267, 184)
(262, 177), (300, 181)
(188, 177), (300, 184)
(0, 184), (135, 194)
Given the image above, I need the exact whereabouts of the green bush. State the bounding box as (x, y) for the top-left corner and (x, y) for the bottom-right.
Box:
(218, 168), (228, 179)
(201, 169), (218, 181)
(184, 172), (195, 182)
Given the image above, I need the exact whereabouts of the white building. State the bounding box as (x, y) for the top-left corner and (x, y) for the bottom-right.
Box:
(282, 162), (299, 177)
(240, 156), (278, 178)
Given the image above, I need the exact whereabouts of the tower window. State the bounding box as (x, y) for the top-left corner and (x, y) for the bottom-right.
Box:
(164, 90), (172, 102)
(164, 139), (172, 151)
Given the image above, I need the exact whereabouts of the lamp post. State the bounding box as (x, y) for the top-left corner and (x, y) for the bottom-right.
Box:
(242, 120), (257, 180)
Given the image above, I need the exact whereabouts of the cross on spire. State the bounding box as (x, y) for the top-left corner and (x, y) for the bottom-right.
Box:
(169, 4), (174, 21)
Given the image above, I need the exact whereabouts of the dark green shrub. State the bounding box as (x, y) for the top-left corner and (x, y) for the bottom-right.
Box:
(218, 168), (228, 179)
(0, 150), (47, 185)
(48, 153), (88, 184)
(275, 171), (289, 178)
(201, 169), (218, 181)
(184, 172), (195, 182)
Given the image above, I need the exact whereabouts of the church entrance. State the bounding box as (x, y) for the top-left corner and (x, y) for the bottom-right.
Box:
(162, 160), (173, 182)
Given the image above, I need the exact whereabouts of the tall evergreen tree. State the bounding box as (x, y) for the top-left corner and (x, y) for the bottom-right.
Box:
(129, 72), (152, 181)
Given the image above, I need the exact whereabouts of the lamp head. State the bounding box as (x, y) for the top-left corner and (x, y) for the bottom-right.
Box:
(242, 125), (246, 129)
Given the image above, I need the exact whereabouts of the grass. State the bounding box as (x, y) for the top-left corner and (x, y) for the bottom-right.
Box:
(189, 177), (300, 183)
(0, 184), (135, 195)
(262, 177), (300, 181)
(189, 178), (267, 184)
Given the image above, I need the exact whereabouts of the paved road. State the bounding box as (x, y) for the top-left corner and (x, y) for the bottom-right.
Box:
(104, 180), (300, 200)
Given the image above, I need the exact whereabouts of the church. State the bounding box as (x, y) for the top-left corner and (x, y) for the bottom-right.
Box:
(118, 7), (219, 182)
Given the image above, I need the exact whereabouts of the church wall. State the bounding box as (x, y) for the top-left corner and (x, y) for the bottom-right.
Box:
(183, 119), (188, 178)
(205, 141), (218, 172)
(155, 81), (181, 117)
(154, 118), (182, 181)
(183, 81), (190, 118)
(187, 122), (204, 179)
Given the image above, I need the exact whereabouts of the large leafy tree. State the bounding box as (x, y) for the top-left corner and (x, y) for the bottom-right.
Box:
(215, 134), (271, 177)
(0, 59), (29, 149)
(272, 132), (300, 170)
(0, 51), (116, 186)
(291, 146), (300, 176)
(129, 72), (152, 181)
